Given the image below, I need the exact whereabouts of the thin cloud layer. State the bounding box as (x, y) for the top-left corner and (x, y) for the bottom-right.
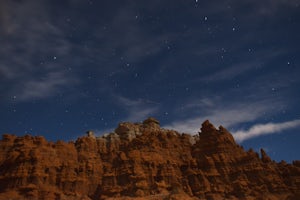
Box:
(0, 0), (78, 101)
(233, 119), (300, 142)
(16, 72), (76, 101)
(116, 96), (159, 122)
(164, 101), (274, 134)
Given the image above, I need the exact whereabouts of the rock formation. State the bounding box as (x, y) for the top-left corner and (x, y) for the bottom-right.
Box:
(0, 118), (299, 200)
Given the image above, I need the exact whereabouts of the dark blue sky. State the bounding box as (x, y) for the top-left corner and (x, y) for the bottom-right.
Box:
(1, 0), (300, 162)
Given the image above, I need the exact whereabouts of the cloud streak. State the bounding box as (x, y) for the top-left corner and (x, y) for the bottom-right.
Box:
(0, 1), (170, 103)
(116, 96), (159, 122)
(232, 119), (300, 142)
(16, 71), (77, 101)
(163, 98), (276, 134)
(0, 0), (79, 102)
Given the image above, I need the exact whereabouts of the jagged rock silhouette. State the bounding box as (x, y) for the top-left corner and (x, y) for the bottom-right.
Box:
(0, 118), (299, 200)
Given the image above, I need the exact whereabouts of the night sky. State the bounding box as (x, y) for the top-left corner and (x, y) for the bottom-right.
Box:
(1, 0), (300, 162)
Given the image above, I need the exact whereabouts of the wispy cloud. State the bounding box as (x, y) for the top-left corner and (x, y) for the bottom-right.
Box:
(200, 61), (262, 82)
(0, 1), (78, 102)
(1, 0), (297, 104)
(202, 0), (300, 17)
(233, 119), (300, 142)
(0, 1), (171, 103)
(247, 0), (300, 15)
(116, 96), (159, 122)
(163, 91), (299, 143)
(164, 98), (276, 134)
(91, 4), (171, 64)
(16, 71), (77, 101)
(194, 46), (288, 84)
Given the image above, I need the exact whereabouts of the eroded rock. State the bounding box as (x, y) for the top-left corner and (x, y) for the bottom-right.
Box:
(0, 119), (299, 200)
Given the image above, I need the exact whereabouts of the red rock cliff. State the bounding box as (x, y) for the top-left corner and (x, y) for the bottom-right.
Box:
(0, 118), (299, 200)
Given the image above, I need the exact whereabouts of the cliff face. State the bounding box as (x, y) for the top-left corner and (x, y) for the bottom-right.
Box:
(0, 118), (299, 200)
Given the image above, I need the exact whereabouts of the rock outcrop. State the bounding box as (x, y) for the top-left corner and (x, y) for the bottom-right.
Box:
(0, 118), (299, 200)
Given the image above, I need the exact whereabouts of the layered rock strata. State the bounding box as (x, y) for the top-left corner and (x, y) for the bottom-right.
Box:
(0, 118), (299, 200)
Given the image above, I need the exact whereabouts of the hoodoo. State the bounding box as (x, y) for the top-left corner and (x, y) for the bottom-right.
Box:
(0, 118), (299, 200)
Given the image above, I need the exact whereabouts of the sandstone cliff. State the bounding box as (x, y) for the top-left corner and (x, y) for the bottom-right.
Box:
(0, 118), (299, 200)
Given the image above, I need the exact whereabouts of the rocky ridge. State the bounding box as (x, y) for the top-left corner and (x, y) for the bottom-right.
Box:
(0, 118), (299, 200)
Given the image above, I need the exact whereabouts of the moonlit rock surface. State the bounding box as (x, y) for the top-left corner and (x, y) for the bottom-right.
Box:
(0, 118), (299, 200)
